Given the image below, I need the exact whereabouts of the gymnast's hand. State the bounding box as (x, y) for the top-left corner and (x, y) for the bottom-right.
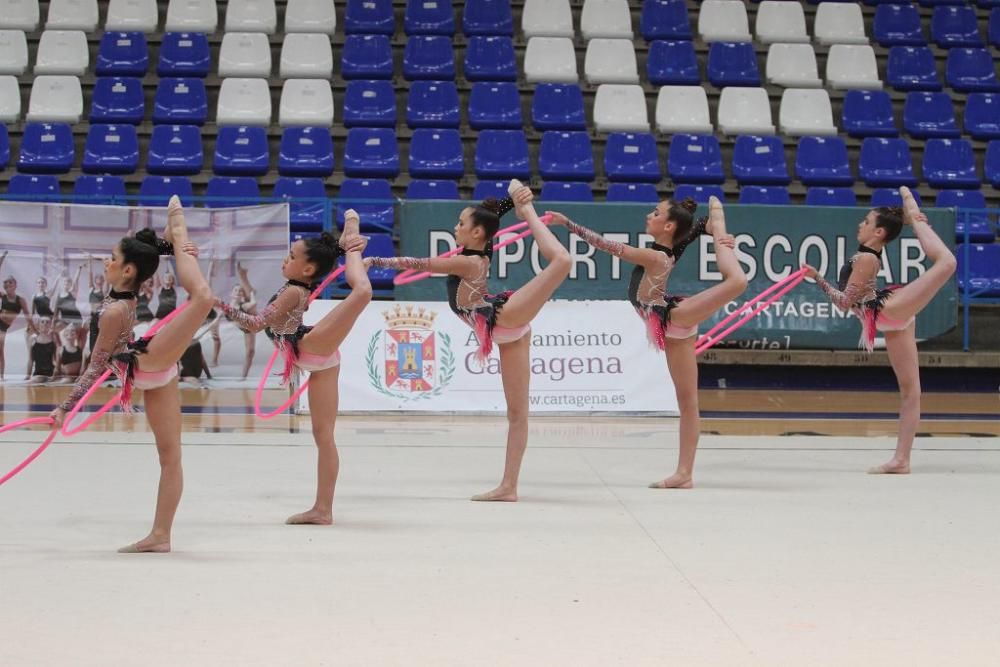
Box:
(716, 234), (735, 249)
(181, 242), (199, 258)
(342, 235), (368, 254)
(48, 407), (66, 429)
(544, 211), (570, 227)
(800, 263), (818, 280)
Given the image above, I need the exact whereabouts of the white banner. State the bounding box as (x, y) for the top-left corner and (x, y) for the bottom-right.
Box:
(300, 300), (678, 414)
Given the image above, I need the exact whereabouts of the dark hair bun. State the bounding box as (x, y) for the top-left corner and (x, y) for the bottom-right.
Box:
(678, 198), (698, 214)
(887, 206), (903, 218)
(480, 196), (515, 218)
(319, 230), (340, 249)
(134, 228), (174, 256)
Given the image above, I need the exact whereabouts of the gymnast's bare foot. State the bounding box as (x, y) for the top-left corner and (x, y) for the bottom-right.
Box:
(648, 472), (694, 489)
(164, 195), (188, 246)
(867, 459), (911, 475)
(118, 535), (171, 553)
(285, 508), (333, 525)
(471, 485), (518, 502)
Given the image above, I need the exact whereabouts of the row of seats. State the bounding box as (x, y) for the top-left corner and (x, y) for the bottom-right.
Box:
(872, 5), (1000, 48)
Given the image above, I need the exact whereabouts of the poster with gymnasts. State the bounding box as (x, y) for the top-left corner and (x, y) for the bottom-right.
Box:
(0, 200), (289, 386)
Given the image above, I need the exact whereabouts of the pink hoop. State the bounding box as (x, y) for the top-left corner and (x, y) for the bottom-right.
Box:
(0, 417), (58, 487)
(698, 268), (808, 344)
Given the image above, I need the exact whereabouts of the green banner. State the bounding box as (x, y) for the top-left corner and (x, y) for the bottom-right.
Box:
(397, 201), (957, 349)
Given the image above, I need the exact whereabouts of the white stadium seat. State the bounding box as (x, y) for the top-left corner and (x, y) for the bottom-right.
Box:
(779, 88), (837, 136)
(655, 85), (713, 135)
(216, 77), (272, 126)
(283, 0), (336, 34)
(581, 0), (633, 40)
(0, 30), (29, 75)
(279, 79), (334, 127)
(593, 84), (649, 132)
(699, 0), (751, 43)
(524, 37), (578, 83)
(522, 0), (573, 39)
(280, 33), (333, 79)
(718, 87), (775, 135)
(218, 32), (271, 78)
(46, 0), (99, 31)
(34, 30), (89, 76)
(226, 0), (277, 34)
(826, 45), (881, 90)
(27, 75), (83, 123)
(105, 0), (159, 32)
(766, 43), (822, 88)
(584, 38), (639, 85)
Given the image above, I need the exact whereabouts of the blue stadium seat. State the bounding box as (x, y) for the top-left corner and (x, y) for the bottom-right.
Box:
(937, 189), (995, 242)
(805, 187), (857, 207)
(406, 80), (460, 128)
(343, 80), (397, 128)
(152, 78), (207, 125)
(403, 36), (455, 81)
(991, 8), (1000, 47)
(215, 126), (270, 176)
(606, 183), (660, 203)
(731, 136), (790, 185)
(157, 33), (210, 77)
(886, 46), (942, 91)
(605, 133), (661, 183)
(405, 0), (456, 35)
(988, 141), (1000, 187)
(968, 94), (1000, 139)
(739, 186), (790, 205)
(641, 0), (693, 41)
(923, 138), (979, 188)
(468, 82), (521, 129)
(946, 48), (1000, 92)
(273, 177), (329, 231)
(647, 40), (700, 86)
(17, 123), (74, 174)
(842, 90), (898, 138)
(955, 243), (1000, 296)
(531, 84), (586, 131)
(870, 187), (922, 208)
(707, 42), (760, 88)
(73, 175), (126, 205)
(463, 0), (513, 36)
(408, 128), (464, 179)
(336, 178), (395, 232)
(668, 134), (725, 184)
(205, 177), (261, 208)
(474, 130), (530, 179)
(139, 176), (193, 207)
(6, 174), (59, 201)
(930, 6), (982, 47)
(81, 124), (139, 175)
(873, 4), (926, 46)
(918, 0), (967, 6)
(0, 126), (8, 169)
(277, 127), (333, 177)
(146, 125), (203, 175)
(858, 137), (917, 187)
(343, 128), (400, 178)
(903, 91), (960, 138)
(472, 180), (509, 200)
(673, 184), (725, 204)
(344, 0), (395, 35)
(539, 131), (596, 181)
(90, 77), (144, 125)
(406, 180), (461, 200)
(96, 32), (148, 77)
(540, 182), (594, 202)
(342, 35), (394, 80)
(464, 36), (517, 81)
(796, 136), (853, 186)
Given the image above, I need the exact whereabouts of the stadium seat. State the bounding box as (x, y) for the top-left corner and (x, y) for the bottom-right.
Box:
(842, 89), (898, 137)
(796, 136), (853, 186)
(766, 44), (822, 88)
(406, 180), (461, 200)
(205, 176), (261, 208)
(226, 0), (277, 33)
(756, 1), (808, 44)
(640, 0), (691, 41)
(90, 77), (144, 124)
(646, 40), (700, 86)
(273, 177), (328, 230)
(708, 42), (760, 88)
(955, 244), (1000, 296)
(731, 136), (790, 185)
(668, 134), (725, 184)
(285, 0), (337, 34)
(814, 3), (867, 45)
(472, 180), (509, 200)
(0, 76), (19, 122)
(138, 176), (193, 207)
(406, 81), (460, 128)
(277, 126), (333, 177)
(280, 33), (332, 79)
(718, 87), (775, 136)
(344, 0), (394, 35)
(73, 175), (127, 205)
(408, 128), (464, 179)
(0, 0), (39, 30)
(581, 0), (633, 40)
(26, 75), (82, 123)
(405, 0), (455, 36)
(17, 122), (74, 173)
(95, 32), (147, 77)
(219, 32), (272, 78)
(873, 4), (926, 47)
(655, 85), (713, 135)
(532, 83), (586, 131)
(0, 30), (28, 76)
(585, 39), (639, 84)
(887, 46), (942, 91)
(923, 138), (979, 188)
(164, 0), (217, 33)
(779, 88), (837, 137)
(931, 6), (982, 47)
(522, 0), (572, 39)
(343, 128), (401, 178)
(903, 92), (959, 138)
(870, 187), (922, 208)
(593, 84), (649, 132)
(157, 32), (210, 77)
(468, 82), (522, 129)
(464, 36), (517, 81)
(991, 8), (1000, 47)
(344, 80), (396, 128)
(540, 182), (594, 202)
(463, 0), (512, 36)
(524, 37), (577, 83)
(351, 233), (397, 289)
(964, 93), (1000, 140)
(606, 183), (659, 203)
(6, 174), (60, 201)
(673, 184), (725, 204)
(279, 79), (334, 127)
(105, 0), (158, 32)
(539, 131), (596, 181)
(946, 48), (1000, 92)
(0, 126), (7, 168)
(82, 124), (139, 174)
(336, 178), (396, 232)
(826, 45), (882, 90)
(146, 124), (202, 175)
(474, 130), (530, 179)
(858, 137), (917, 187)
(342, 35), (394, 80)
(217, 78), (271, 126)
(699, 0), (751, 43)
(937, 189), (995, 242)
(152, 77), (208, 124)
(739, 186), (790, 205)
(34, 30), (88, 76)
(215, 125), (270, 176)
(404, 36), (455, 81)
(805, 187), (857, 207)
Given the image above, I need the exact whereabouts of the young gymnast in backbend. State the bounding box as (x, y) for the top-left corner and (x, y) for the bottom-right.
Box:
(801, 186), (956, 475)
(366, 181), (572, 502)
(217, 211), (371, 525)
(48, 196), (217, 553)
(546, 196), (746, 489)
